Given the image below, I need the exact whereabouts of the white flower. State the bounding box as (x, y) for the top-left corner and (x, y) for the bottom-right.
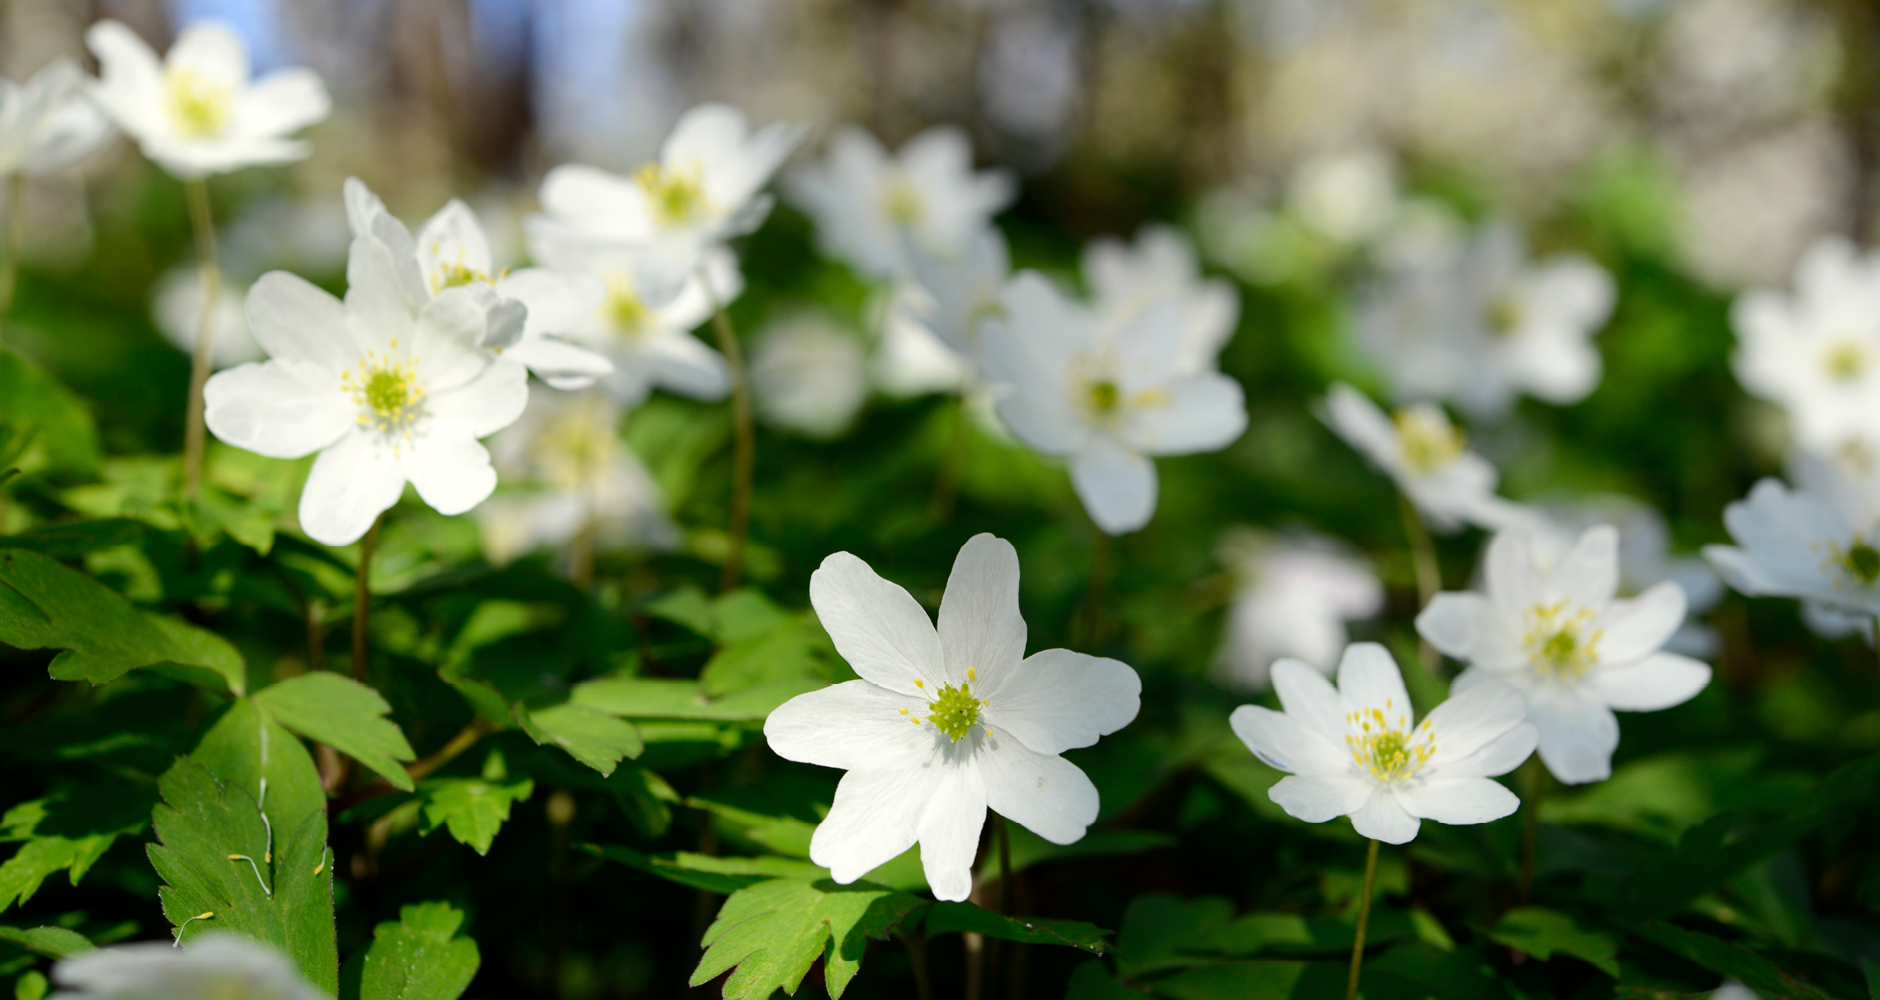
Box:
(152, 268), (261, 370)
(203, 236), (528, 546)
(85, 20), (329, 179)
(1082, 224), (1239, 375)
(1704, 448), (1880, 627)
(1356, 220), (1614, 418)
(1320, 383), (1529, 533)
(979, 272), (1248, 535)
(1417, 525), (1713, 784)
(1214, 529), (1383, 691)
(51, 933), (325, 1000)
(1285, 146), (1398, 247)
(749, 313), (868, 440)
(1530, 495), (1723, 658)
(787, 124), (1016, 279)
(479, 389), (677, 565)
(1230, 643), (1537, 844)
(873, 282), (972, 398)
(524, 224), (739, 407)
(343, 178), (610, 389)
(532, 103), (805, 300)
(765, 534), (1141, 901)
(888, 224), (1012, 389)
(0, 58), (114, 177)
(1729, 236), (1880, 454)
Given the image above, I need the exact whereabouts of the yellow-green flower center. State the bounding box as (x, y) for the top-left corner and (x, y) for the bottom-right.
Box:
(342, 348), (425, 440)
(1824, 340), (1867, 383)
(1393, 407), (1465, 475)
(1485, 293), (1524, 337)
(925, 682), (982, 741)
(433, 261), (492, 292)
(1088, 380), (1119, 413)
(605, 274), (648, 338)
(1522, 600), (1601, 680)
(636, 162), (709, 228)
(1344, 703), (1433, 782)
(881, 176), (923, 226)
(537, 403), (619, 491)
(165, 69), (232, 139)
(1831, 537), (1880, 586)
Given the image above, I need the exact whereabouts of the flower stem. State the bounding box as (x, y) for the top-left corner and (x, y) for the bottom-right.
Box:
(1397, 492), (1441, 673)
(1082, 522), (1111, 646)
(897, 931), (934, 1000)
(700, 269), (752, 593)
(1520, 755), (1545, 905)
(929, 394), (969, 523)
(0, 173), (24, 347)
(996, 813), (1011, 916)
(351, 512), (386, 682)
(181, 178), (221, 501)
(1346, 838), (1380, 1000)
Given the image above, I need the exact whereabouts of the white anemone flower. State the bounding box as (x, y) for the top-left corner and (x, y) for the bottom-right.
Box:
(1356, 220), (1614, 419)
(979, 272), (1248, 535)
(478, 389), (677, 566)
(1704, 448), (1880, 628)
(873, 281), (972, 397)
(749, 313), (869, 440)
(765, 534), (1141, 901)
(1729, 236), (1880, 454)
(203, 236), (528, 546)
(343, 178), (610, 389)
(1082, 224), (1240, 375)
(1531, 496), (1724, 658)
(905, 225), (1011, 363)
(51, 933), (325, 1000)
(1417, 525), (1713, 784)
(0, 59), (114, 177)
(524, 225), (738, 407)
(1214, 528), (1384, 691)
(152, 268), (261, 369)
(85, 20), (329, 179)
(1320, 383), (1530, 533)
(533, 103), (806, 301)
(786, 124), (1016, 279)
(1230, 643), (1537, 845)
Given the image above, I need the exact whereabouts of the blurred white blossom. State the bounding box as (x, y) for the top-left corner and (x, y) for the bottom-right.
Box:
(1530, 495), (1723, 659)
(873, 282), (972, 398)
(151, 268), (261, 370)
(0, 58), (113, 177)
(1320, 383), (1528, 533)
(1214, 528), (1383, 691)
(1707, 449), (1880, 632)
(85, 20), (329, 179)
(52, 933), (325, 1000)
(1286, 146), (1398, 248)
(750, 312), (868, 439)
(1082, 224), (1239, 375)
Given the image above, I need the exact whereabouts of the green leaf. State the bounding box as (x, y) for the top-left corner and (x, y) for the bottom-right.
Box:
(1488, 907), (1618, 977)
(0, 926), (91, 959)
(0, 786), (153, 913)
(144, 614), (247, 696)
(641, 585), (714, 637)
(586, 844), (826, 895)
(340, 902), (479, 1000)
(0, 520), (145, 558)
(514, 702), (642, 777)
(254, 673), (416, 791)
(900, 902), (1109, 954)
(690, 877), (924, 1000)
(0, 548), (242, 687)
(0, 348), (101, 478)
(571, 676), (820, 721)
(1634, 920), (1834, 1000)
(1146, 960), (1327, 1000)
(416, 776), (534, 856)
(13, 969), (47, 1000)
(1114, 895), (1237, 976)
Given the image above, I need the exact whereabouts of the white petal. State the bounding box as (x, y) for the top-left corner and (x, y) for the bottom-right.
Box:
(345, 237), (418, 349)
(643, 332), (731, 400)
(1484, 529), (1544, 621)
(984, 649), (1140, 756)
(916, 763), (987, 902)
(1228, 704), (1348, 775)
(85, 21), (163, 139)
(1528, 686), (1618, 785)
(1595, 582), (1686, 664)
(168, 22), (248, 84)
(980, 736), (1099, 845)
(499, 269), (607, 340)
(1071, 437), (1157, 535)
(1415, 593), (1491, 660)
(245, 271), (356, 371)
(1269, 659), (1348, 743)
(416, 199), (495, 284)
(1422, 680), (1528, 765)
(399, 428), (496, 516)
(1335, 643), (1412, 725)
(539, 164), (651, 239)
(937, 533), (1027, 692)
(1349, 785), (1421, 843)
(413, 288), (496, 392)
(1320, 383), (1399, 472)
(503, 337), (614, 386)
(1123, 372), (1247, 456)
(203, 361), (350, 458)
(1553, 525), (1620, 610)
(1393, 778), (1520, 826)
(764, 680), (933, 771)
(1268, 773), (1374, 824)
(810, 766), (933, 884)
(810, 551), (945, 699)
(1590, 653), (1711, 712)
(427, 358), (529, 439)
(231, 68), (329, 139)
(1436, 722), (1537, 778)
(299, 432), (405, 546)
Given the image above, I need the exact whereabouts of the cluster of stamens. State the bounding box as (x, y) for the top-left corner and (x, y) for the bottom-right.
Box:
(898, 667), (990, 742)
(537, 403), (620, 491)
(1344, 702), (1434, 783)
(1522, 600), (1601, 680)
(1069, 351), (1165, 426)
(165, 69), (232, 139)
(1392, 407), (1465, 474)
(1484, 293), (1525, 337)
(1823, 339), (1868, 383)
(429, 248), (501, 293)
(635, 162), (710, 227)
(880, 175), (924, 226)
(605, 273), (649, 338)
(342, 345), (426, 442)
(1822, 534), (1880, 588)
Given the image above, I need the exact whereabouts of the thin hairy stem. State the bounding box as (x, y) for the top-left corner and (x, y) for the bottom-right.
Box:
(700, 268), (753, 593)
(929, 394), (969, 523)
(1082, 524), (1111, 647)
(181, 179), (221, 500)
(405, 719), (494, 782)
(1521, 756), (1545, 905)
(1346, 838), (1381, 1000)
(351, 512), (386, 682)
(0, 173), (24, 346)
(1398, 492), (1441, 673)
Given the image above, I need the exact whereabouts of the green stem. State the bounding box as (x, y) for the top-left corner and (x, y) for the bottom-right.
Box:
(1346, 838), (1380, 1000)
(929, 394), (969, 523)
(351, 512), (386, 682)
(1520, 756), (1545, 905)
(1082, 523), (1111, 647)
(1398, 492), (1441, 673)
(898, 931), (934, 1000)
(181, 179), (220, 501)
(0, 173), (24, 346)
(700, 269), (752, 594)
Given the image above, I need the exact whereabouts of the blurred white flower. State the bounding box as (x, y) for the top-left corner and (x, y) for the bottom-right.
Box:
(1529, 495), (1724, 659)
(980, 272), (1247, 535)
(203, 236), (528, 546)
(479, 389), (677, 566)
(52, 933), (325, 1000)
(1230, 643), (1536, 844)
(1707, 980), (1760, 1000)
(1286, 146), (1398, 247)
(787, 124), (1015, 279)
(1419, 525), (1712, 784)
(526, 225), (738, 408)
(1082, 224), (1239, 375)
(1214, 528), (1383, 690)
(904, 224), (1012, 363)
(344, 178), (610, 389)
(1729, 236), (1880, 455)
(1357, 219), (1614, 418)
(151, 268), (261, 370)
(765, 534), (1140, 900)
(85, 20), (329, 179)
(1705, 448), (1880, 631)
(0, 58), (114, 177)
(533, 103), (806, 301)
(1320, 383), (1528, 533)
(749, 312), (868, 440)
(873, 282), (972, 398)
